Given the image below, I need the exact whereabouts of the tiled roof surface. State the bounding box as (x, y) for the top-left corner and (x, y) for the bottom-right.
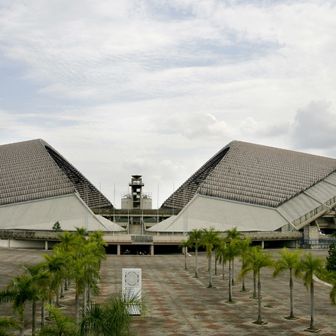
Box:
(0, 139), (113, 209)
(161, 141), (336, 209)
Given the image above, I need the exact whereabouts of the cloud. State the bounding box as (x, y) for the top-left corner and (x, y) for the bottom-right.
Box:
(2, 1), (336, 205)
(154, 112), (232, 139)
(291, 101), (336, 150)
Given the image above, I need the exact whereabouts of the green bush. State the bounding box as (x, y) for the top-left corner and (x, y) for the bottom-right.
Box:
(326, 243), (336, 272)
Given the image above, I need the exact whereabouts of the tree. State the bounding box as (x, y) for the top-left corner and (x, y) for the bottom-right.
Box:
(326, 242), (336, 272)
(24, 263), (50, 334)
(242, 247), (273, 324)
(44, 252), (67, 307)
(225, 228), (241, 286)
(273, 248), (301, 319)
(0, 273), (36, 336)
(52, 221), (62, 232)
(187, 229), (203, 278)
(201, 228), (220, 288)
(223, 239), (240, 302)
(300, 253), (324, 331)
(181, 240), (190, 270)
(38, 305), (78, 336)
(80, 295), (140, 336)
(238, 238), (251, 292)
(0, 317), (18, 336)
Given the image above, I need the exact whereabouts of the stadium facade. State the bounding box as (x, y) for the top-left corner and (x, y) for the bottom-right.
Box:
(1, 139), (336, 252)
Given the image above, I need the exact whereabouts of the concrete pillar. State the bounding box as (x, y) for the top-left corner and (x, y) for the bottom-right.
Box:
(44, 240), (48, 251)
(261, 240), (264, 249)
(150, 245), (154, 256)
(117, 244), (121, 256)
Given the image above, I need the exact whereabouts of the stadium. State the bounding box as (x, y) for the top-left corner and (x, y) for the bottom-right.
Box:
(1, 139), (336, 253)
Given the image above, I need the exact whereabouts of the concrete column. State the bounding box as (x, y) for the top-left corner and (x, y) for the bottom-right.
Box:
(261, 240), (264, 249)
(44, 240), (49, 251)
(117, 244), (121, 256)
(150, 245), (154, 256)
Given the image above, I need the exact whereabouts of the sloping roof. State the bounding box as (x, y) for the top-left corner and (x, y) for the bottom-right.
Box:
(0, 139), (113, 209)
(161, 141), (336, 210)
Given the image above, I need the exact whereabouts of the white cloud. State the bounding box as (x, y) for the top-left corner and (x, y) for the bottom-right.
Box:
(291, 101), (336, 151)
(1, 1), (336, 205)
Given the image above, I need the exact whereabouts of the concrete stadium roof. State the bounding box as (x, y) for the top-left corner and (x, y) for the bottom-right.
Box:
(161, 141), (336, 210)
(0, 139), (113, 209)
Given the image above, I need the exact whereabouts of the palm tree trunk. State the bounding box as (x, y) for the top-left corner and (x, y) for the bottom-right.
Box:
(232, 257), (235, 286)
(184, 247), (187, 270)
(87, 286), (91, 307)
(289, 268), (294, 319)
(195, 246), (198, 278)
(75, 287), (80, 324)
(310, 279), (315, 330)
(256, 270), (262, 324)
(229, 259), (233, 302)
(60, 280), (64, 298)
(41, 299), (45, 327)
(215, 257), (217, 276)
(19, 308), (24, 336)
(32, 300), (36, 336)
(253, 270), (257, 299)
(83, 285), (88, 315)
(222, 262), (225, 280)
(208, 252), (212, 288)
(56, 286), (60, 307)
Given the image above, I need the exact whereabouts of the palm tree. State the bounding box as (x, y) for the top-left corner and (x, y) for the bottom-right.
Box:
(24, 263), (50, 334)
(226, 228), (241, 286)
(187, 229), (203, 278)
(44, 252), (67, 307)
(80, 295), (141, 336)
(242, 247), (273, 324)
(181, 240), (190, 270)
(201, 228), (220, 288)
(300, 253), (324, 331)
(238, 238), (251, 292)
(223, 239), (240, 302)
(273, 248), (301, 319)
(215, 241), (226, 280)
(38, 305), (78, 336)
(0, 317), (18, 336)
(0, 273), (35, 336)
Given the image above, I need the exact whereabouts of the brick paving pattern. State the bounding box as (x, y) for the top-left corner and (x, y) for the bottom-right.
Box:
(0, 248), (335, 335)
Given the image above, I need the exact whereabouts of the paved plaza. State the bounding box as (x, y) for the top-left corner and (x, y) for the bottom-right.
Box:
(0, 248), (335, 335)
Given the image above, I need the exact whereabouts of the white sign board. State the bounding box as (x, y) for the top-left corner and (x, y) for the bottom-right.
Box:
(122, 268), (142, 315)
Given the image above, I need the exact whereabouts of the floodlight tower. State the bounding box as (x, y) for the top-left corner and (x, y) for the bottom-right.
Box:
(129, 175), (144, 209)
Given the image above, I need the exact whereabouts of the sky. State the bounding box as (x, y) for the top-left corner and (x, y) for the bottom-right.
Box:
(1, 0), (336, 208)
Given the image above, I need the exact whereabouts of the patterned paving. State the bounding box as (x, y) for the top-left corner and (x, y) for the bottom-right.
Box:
(0, 248), (335, 335)
(100, 250), (336, 336)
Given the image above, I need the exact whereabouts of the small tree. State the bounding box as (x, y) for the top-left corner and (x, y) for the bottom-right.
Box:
(38, 305), (78, 336)
(181, 240), (190, 270)
(326, 243), (336, 272)
(52, 221), (62, 232)
(201, 228), (220, 288)
(273, 248), (301, 319)
(0, 317), (19, 336)
(300, 253), (324, 332)
(187, 229), (203, 278)
(242, 247), (273, 324)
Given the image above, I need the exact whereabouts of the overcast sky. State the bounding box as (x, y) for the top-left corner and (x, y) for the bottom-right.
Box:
(1, 0), (336, 207)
